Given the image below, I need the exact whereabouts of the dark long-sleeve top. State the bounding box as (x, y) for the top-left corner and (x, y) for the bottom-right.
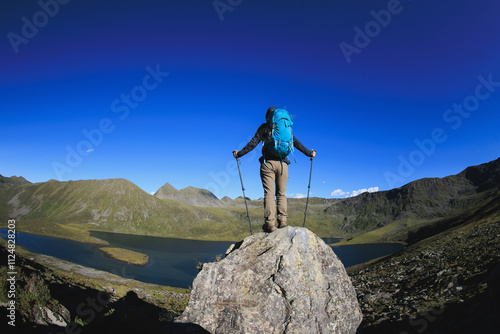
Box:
(236, 123), (313, 164)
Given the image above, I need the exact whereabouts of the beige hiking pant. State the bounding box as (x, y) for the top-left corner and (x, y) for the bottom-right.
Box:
(260, 160), (288, 227)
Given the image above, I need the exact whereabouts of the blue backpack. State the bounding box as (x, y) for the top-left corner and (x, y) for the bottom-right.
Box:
(265, 108), (294, 160)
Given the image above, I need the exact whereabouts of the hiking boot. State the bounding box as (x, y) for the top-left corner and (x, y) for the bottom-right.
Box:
(262, 224), (277, 233)
(278, 222), (287, 228)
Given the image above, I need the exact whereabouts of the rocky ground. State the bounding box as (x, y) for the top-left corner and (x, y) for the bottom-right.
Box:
(0, 241), (193, 334)
(349, 217), (500, 333)
(2, 215), (500, 333)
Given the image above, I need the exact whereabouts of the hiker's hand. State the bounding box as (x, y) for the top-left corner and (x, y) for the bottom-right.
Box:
(233, 150), (239, 159)
(310, 149), (316, 160)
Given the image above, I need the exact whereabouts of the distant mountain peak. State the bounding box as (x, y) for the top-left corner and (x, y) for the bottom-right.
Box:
(154, 182), (179, 198)
(180, 186), (217, 198)
(154, 183), (221, 207)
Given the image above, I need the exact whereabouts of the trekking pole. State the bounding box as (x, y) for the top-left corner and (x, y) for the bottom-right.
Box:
(303, 157), (314, 228)
(236, 158), (253, 235)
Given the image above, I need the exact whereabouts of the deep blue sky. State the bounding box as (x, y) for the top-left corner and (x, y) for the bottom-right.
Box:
(1, 0), (499, 200)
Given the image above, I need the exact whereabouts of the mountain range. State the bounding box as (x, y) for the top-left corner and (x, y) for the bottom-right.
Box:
(1, 157), (499, 244)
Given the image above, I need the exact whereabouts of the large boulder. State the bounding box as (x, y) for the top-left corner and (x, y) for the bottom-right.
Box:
(176, 227), (362, 333)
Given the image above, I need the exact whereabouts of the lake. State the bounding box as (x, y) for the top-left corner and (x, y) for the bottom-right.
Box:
(0, 229), (403, 289)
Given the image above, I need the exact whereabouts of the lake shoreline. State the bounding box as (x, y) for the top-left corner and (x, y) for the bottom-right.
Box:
(2, 225), (380, 247)
(1, 227), (405, 289)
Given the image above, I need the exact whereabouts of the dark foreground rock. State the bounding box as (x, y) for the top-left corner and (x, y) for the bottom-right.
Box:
(176, 226), (362, 333)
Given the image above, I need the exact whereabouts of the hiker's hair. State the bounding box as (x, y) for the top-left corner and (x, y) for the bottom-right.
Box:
(266, 106), (278, 120)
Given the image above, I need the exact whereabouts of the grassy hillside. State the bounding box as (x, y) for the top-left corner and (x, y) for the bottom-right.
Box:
(0, 177), (335, 242)
(1, 157), (499, 244)
(325, 157), (500, 243)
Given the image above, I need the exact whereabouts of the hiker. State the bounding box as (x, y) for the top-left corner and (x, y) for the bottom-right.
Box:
(233, 106), (316, 233)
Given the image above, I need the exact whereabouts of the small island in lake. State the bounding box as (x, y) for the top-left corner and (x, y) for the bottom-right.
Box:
(99, 246), (150, 265)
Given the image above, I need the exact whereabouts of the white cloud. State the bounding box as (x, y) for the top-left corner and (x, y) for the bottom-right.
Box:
(331, 189), (349, 197)
(349, 187), (379, 197)
(293, 193), (307, 199)
(331, 187), (379, 198)
(86, 148), (95, 153)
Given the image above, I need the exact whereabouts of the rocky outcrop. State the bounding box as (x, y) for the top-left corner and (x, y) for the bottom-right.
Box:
(351, 218), (500, 332)
(176, 227), (362, 333)
(33, 304), (70, 327)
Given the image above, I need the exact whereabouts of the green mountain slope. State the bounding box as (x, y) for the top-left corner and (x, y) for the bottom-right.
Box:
(328, 157), (500, 243)
(1, 157), (499, 243)
(0, 175), (32, 220)
(0, 178), (252, 241)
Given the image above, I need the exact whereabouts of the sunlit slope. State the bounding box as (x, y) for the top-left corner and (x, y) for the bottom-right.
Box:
(1, 157), (499, 243)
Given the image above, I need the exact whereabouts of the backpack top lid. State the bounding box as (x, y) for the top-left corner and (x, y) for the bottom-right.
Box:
(266, 108), (293, 126)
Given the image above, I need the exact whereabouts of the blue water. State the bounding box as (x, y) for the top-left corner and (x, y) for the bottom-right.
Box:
(0, 229), (402, 288)
(331, 242), (404, 267)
